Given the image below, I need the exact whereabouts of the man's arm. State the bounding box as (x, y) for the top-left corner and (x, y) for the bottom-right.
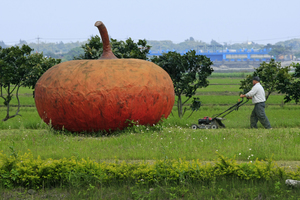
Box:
(240, 85), (257, 98)
(245, 85), (258, 97)
(239, 94), (252, 99)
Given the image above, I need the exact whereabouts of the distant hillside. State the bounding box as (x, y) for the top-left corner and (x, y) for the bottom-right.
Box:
(28, 41), (86, 54)
(147, 38), (207, 52)
(1, 37), (300, 61)
(275, 38), (300, 51)
(147, 38), (264, 52)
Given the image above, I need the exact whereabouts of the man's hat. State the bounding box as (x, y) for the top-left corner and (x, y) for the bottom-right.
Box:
(253, 76), (260, 82)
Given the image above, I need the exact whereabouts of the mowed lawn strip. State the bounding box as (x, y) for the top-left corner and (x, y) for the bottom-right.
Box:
(1, 105), (299, 129)
(208, 77), (243, 85)
(1, 128), (300, 162)
(177, 95), (296, 105)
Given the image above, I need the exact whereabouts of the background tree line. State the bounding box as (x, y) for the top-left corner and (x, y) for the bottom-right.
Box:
(1, 38), (300, 62)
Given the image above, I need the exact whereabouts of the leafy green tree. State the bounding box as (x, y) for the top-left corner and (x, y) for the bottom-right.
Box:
(23, 53), (61, 89)
(75, 35), (150, 60)
(0, 45), (61, 121)
(239, 59), (292, 101)
(295, 63), (300, 77)
(151, 50), (214, 119)
(280, 63), (300, 104)
(111, 38), (150, 60)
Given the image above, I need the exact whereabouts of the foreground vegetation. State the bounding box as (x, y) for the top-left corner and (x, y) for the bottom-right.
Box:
(2, 149), (300, 199)
(2, 177), (300, 199)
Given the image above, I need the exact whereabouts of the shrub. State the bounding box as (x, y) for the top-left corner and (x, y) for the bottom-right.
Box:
(0, 151), (299, 189)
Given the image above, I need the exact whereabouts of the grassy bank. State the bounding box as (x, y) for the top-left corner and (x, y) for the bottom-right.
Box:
(2, 174), (300, 199)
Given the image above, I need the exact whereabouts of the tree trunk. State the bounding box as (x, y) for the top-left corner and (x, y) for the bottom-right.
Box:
(2, 84), (21, 121)
(266, 92), (271, 101)
(177, 95), (182, 119)
(3, 84), (11, 121)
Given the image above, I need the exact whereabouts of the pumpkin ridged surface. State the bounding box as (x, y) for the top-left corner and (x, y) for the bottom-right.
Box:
(35, 59), (175, 132)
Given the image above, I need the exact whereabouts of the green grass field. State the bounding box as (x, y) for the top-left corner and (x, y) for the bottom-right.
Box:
(1, 127), (300, 161)
(1, 76), (300, 199)
(1, 78), (299, 160)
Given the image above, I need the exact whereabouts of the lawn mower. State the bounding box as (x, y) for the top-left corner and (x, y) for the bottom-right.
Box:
(191, 98), (249, 129)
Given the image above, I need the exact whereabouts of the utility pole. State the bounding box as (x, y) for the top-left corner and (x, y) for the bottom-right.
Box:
(36, 36), (40, 53)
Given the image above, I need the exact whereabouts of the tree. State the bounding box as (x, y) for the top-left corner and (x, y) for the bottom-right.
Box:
(62, 47), (84, 61)
(23, 53), (61, 89)
(294, 51), (300, 59)
(295, 63), (300, 77)
(0, 45), (61, 121)
(111, 38), (150, 60)
(17, 39), (27, 46)
(151, 50), (214, 119)
(75, 35), (150, 60)
(0, 41), (6, 48)
(210, 39), (221, 46)
(264, 44), (292, 60)
(239, 59), (292, 101)
(280, 63), (300, 104)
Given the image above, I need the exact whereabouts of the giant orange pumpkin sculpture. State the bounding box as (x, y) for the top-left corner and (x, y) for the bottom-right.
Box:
(35, 21), (175, 132)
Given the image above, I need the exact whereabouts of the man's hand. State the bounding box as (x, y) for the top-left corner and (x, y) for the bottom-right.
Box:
(240, 94), (246, 98)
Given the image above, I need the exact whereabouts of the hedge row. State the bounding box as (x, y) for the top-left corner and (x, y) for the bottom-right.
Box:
(1, 151), (300, 189)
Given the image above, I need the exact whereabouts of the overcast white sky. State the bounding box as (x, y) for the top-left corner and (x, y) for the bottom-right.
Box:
(1, 0), (300, 45)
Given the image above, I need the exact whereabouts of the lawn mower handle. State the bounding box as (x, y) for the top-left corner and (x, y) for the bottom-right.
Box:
(212, 97), (249, 119)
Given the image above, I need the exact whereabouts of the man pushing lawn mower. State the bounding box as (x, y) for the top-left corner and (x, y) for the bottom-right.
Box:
(191, 76), (271, 130)
(240, 76), (272, 129)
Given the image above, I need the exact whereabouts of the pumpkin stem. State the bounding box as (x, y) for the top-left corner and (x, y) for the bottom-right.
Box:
(95, 21), (117, 60)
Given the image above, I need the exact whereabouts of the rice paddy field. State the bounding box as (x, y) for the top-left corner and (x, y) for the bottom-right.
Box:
(1, 72), (300, 199)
